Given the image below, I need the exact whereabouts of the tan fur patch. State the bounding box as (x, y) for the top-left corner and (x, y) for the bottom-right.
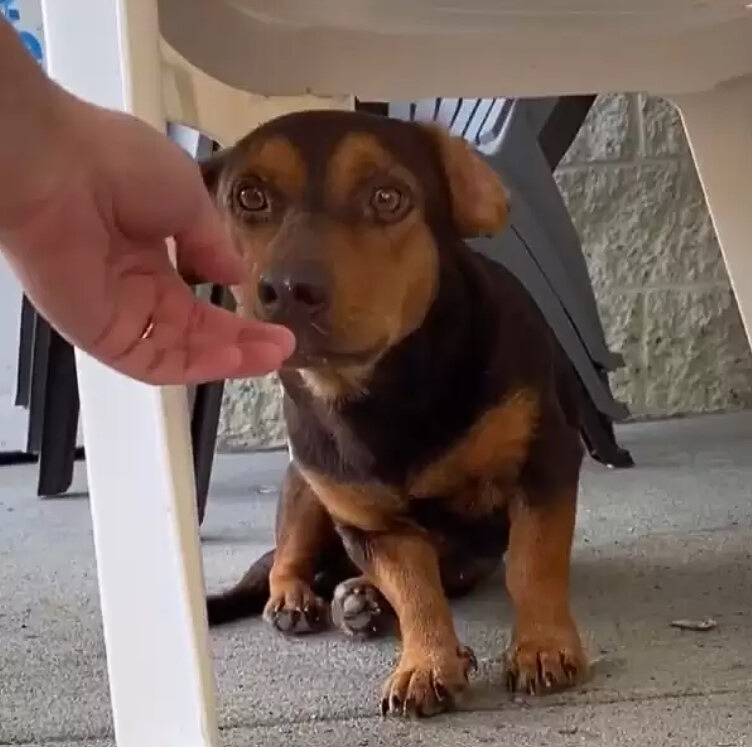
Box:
(505, 488), (576, 619)
(242, 135), (306, 197)
(327, 132), (419, 204)
(270, 465), (334, 583)
(300, 469), (407, 531)
(364, 531), (457, 650)
(504, 485), (589, 691)
(409, 389), (539, 499)
(299, 365), (371, 402)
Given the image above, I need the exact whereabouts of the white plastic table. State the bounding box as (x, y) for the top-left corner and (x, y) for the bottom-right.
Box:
(39, 2), (752, 745)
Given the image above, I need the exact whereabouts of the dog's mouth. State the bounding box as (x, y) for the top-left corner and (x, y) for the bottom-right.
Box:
(283, 342), (385, 371)
(248, 305), (390, 370)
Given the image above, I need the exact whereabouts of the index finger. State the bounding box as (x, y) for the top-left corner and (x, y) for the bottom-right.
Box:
(174, 182), (245, 286)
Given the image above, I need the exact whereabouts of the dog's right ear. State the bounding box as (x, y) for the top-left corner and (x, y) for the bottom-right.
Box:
(420, 124), (509, 238)
(198, 147), (231, 197)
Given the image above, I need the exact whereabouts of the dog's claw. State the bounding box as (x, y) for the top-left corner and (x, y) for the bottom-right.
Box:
(403, 697), (418, 717)
(463, 646), (478, 673)
(504, 624), (588, 695)
(434, 681), (450, 702)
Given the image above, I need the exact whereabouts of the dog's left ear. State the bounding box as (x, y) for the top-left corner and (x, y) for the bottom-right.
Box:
(421, 124), (509, 238)
(198, 147), (231, 197)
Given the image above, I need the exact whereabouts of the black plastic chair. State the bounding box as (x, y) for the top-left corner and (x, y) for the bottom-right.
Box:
(390, 96), (631, 468)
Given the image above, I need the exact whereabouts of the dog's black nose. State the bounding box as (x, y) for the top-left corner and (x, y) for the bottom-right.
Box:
(257, 263), (329, 324)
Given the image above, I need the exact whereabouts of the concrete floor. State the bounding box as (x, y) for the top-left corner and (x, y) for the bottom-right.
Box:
(2, 412), (752, 746)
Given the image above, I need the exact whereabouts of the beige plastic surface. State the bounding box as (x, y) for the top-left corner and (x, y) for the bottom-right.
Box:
(158, 0), (752, 99)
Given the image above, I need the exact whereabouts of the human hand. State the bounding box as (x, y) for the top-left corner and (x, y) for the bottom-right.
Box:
(0, 86), (295, 385)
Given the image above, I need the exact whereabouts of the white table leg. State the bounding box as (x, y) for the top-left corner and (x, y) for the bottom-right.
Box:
(40, 1), (218, 745)
(672, 76), (752, 349)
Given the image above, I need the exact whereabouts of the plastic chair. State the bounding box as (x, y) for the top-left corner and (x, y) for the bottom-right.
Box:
(390, 97), (632, 467)
(37, 3), (752, 745)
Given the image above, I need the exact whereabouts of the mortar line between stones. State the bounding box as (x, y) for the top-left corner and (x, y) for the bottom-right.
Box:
(604, 280), (726, 295)
(556, 155), (681, 172)
(638, 291), (650, 417)
(635, 93), (647, 160)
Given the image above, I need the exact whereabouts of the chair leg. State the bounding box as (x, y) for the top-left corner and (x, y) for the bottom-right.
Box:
(579, 371), (634, 469)
(191, 378), (224, 526)
(37, 328), (80, 496)
(42, 1), (220, 745)
(538, 95), (597, 170)
(190, 285), (234, 526)
(190, 284), (229, 526)
(26, 311), (51, 455)
(672, 76), (752, 350)
(15, 295), (36, 409)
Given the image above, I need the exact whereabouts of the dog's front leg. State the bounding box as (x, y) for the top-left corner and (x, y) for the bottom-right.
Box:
(504, 484), (589, 693)
(338, 525), (476, 717)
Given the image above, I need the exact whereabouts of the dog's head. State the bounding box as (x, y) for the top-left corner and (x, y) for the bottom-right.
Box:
(200, 110), (508, 395)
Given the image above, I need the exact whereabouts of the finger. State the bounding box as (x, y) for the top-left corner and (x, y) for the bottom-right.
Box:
(136, 311), (296, 364)
(142, 340), (289, 385)
(106, 334), (291, 385)
(184, 300), (296, 356)
(103, 295), (295, 385)
(185, 340), (289, 382)
(173, 176), (245, 286)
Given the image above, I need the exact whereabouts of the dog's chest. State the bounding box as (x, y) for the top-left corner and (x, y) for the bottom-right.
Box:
(293, 388), (538, 535)
(287, 375), (538, 482)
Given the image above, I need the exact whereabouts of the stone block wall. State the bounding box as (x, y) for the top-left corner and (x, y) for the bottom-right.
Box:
(217, 95), (752, 450)
(555, 94), (752, 418)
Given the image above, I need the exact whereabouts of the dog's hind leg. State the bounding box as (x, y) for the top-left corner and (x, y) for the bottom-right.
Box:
(331, 576), (394, 639)
(207, 463), (341, 634)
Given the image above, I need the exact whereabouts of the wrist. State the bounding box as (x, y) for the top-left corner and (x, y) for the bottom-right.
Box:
(0, 84), (82, 244)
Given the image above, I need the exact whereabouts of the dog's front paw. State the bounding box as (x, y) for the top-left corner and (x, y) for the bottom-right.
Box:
(504, 618), (588, 694)
(381, 645), (477, 718)
(263, 578), (328, 635)
(331, 577), (392, 639)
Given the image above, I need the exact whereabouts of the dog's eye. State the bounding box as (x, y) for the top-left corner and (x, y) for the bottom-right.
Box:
(236, 183), (270, 213)
(371, 187), (403, 215)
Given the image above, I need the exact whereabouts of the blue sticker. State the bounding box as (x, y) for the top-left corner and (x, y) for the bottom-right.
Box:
(1, 0), (44, 65)
(19, 29), (43, 62)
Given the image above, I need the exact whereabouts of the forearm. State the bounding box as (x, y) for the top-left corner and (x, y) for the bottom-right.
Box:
(0, 16), (69, 230)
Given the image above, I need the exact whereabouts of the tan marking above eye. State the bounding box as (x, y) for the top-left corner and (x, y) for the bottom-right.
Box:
(328, 133), (419, 211)
(241, 136), (306, 198)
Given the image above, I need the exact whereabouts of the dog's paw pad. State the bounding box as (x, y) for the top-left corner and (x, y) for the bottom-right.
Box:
(331, 577), (391, 639)
(263, 580), (328, 635)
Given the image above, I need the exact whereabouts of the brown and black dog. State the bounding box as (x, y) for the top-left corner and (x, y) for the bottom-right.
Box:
(201, 109), (589, 717)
